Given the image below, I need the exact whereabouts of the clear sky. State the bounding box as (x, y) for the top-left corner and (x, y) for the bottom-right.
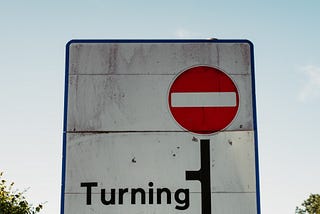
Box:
(1, 0), (320, 213)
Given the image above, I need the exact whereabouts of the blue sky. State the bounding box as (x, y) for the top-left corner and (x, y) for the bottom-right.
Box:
(1, 0), (320, 213)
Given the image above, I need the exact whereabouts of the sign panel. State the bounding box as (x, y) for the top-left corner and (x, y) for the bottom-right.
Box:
(61, 40), (260, 214)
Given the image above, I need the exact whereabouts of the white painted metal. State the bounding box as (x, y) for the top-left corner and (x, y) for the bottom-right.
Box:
(65, 131), (255, 192)
(67, 73), (253, 132)
(64, 131), (256, 213)
(68, 43), (251, 75)
(62, 41), (259, 214)
(171, 92), (237, 107)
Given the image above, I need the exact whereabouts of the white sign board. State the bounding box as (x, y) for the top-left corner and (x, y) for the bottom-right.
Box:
(61, 40), (261, 214)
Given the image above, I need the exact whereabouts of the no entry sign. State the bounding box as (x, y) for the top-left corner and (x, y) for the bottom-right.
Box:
(61, 40), (260, 214)
(168, 65), (239, 134)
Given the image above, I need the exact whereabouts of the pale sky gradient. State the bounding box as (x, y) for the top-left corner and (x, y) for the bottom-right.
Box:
(1, 1), (320, 213)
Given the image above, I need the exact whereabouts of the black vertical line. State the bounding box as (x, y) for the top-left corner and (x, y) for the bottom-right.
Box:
(186, 139), (212, 214)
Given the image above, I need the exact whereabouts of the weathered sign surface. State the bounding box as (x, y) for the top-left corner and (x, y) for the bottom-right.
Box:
(61, 40), (260, 214)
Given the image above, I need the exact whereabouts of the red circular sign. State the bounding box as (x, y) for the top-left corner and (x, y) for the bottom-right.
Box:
(168, 66), (239, 134)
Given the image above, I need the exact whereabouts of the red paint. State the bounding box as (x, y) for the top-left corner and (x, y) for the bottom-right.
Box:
(168, 66), (239, 134)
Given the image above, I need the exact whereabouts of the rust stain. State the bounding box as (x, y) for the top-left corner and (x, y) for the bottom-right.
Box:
(131, 157), (137, 163)
(192, 136), (198, 142)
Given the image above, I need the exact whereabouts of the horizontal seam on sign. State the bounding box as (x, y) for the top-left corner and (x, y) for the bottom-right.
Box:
(68, 73), (177, 76)
(64, 191), (256, 194)
(67, 73), (250, 76)
(66, 130), (188, 134)
(65, 129), (253, 134)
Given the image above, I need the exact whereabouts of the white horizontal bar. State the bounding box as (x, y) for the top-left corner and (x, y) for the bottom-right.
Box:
(171, 92), (237, 107)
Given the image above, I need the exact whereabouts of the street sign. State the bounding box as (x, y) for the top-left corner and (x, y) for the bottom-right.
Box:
(168, 65), (239, 134)
(61, 40), (260, 214)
